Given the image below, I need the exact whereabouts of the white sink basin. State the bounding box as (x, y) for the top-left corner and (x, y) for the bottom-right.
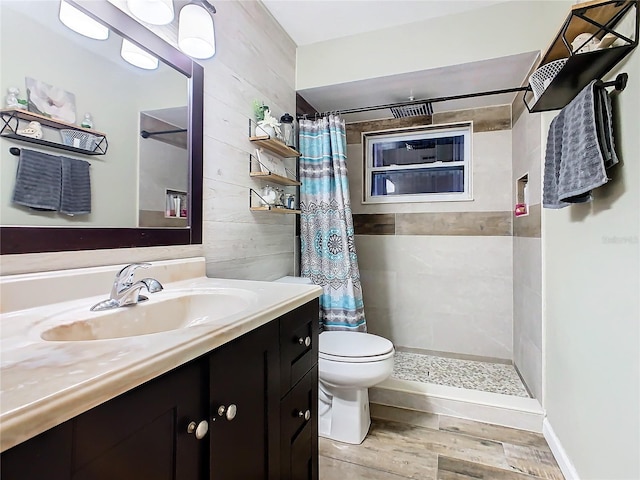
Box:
(39, 288), (257, 341)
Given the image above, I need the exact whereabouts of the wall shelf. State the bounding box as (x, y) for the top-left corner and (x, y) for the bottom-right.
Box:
(248, 118), (300, 158)
(250, 206), (301, 214)
(525, 0), (638, 112)
(249, 135), (301, 158)
(250, 171), (301, 186)
(1, 108), (108, 155)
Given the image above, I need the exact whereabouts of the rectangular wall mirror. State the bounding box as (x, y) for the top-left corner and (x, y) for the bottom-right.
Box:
(0, 0), (203, 254)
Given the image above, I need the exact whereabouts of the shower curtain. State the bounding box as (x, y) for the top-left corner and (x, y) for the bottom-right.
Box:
(299, 115), (366, 332)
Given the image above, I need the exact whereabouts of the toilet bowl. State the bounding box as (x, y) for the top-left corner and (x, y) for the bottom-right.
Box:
(318, 331), (394, 444)
(274, 276), (395, 445)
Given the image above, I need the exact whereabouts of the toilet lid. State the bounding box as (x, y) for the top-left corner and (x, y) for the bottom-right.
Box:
(319, 331), (394, 359)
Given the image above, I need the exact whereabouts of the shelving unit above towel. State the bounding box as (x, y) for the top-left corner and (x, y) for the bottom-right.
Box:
(525, 0), (638, 112)
(0, 108), (108, 155)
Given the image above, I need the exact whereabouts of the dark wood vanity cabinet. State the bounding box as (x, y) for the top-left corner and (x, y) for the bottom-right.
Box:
(279, 300), (320, 480)
(1, 358), (208, 480)
(1, 299), (320, 480)
(209, 320), (281, 479)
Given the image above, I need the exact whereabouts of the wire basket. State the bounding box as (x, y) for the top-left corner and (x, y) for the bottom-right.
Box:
(529, 58), (568, 101)
(59, 129), (98, 151)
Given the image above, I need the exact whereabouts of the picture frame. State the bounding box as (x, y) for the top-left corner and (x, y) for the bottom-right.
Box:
(257, 148), (287, 177)
(25, 77), (77, 124)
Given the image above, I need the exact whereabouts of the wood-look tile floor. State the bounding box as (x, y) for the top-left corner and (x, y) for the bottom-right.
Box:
(319, 405), (565, 480)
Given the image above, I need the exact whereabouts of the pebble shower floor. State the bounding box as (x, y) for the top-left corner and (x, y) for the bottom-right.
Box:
(391, 351), (530, 397)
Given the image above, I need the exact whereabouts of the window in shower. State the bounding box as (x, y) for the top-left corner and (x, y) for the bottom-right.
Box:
(363, 123), (472, 203)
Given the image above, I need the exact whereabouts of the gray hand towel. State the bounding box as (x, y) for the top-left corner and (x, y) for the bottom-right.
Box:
(543, 80), (617, 209)
(60, 156), (91, 216)
(12, 149), (61, 211)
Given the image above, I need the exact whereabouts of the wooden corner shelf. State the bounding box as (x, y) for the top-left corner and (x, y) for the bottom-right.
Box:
(250, 206), (301, 214)
(249, 135), (301, 158)
(249, 171), (301, 186)
(526, 0), (637, 112)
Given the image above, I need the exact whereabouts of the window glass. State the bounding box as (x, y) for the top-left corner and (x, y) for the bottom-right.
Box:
(364, 124), (471, 203)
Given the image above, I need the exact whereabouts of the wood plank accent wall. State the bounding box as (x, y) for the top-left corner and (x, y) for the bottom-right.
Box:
(353, 212), (513, 236)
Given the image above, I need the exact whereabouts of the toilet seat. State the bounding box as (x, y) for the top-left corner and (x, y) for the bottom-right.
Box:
(319, 331), (394, 363)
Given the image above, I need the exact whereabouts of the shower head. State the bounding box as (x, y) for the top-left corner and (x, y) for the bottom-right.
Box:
(390, 102), (433, 118)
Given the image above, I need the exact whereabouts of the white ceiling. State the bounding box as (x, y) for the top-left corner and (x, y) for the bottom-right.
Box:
(261, 0), (511, 46)
(262, 0), (539, 121)
(298, 51), (539, 122)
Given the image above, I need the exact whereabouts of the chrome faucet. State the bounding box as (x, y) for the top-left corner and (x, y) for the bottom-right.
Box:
(90, 263), (164, 311)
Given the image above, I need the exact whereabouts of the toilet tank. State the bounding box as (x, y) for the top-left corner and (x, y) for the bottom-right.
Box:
(275, 276), (313, 285)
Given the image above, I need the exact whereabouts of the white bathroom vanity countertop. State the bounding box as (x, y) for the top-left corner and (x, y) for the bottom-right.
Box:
(0, 258), (322, 452)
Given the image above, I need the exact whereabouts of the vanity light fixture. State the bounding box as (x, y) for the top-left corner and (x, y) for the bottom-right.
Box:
(178, 1), (216, 59)
(120, 39), (159, 70)
(58, 0), (109, 40)
(126, 0), (175, 26)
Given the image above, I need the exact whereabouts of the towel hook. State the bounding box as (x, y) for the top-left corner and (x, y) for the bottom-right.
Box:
(9, 147), (20, 156)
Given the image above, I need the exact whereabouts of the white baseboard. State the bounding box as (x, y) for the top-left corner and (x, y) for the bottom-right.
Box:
(543, 417), (580, 480)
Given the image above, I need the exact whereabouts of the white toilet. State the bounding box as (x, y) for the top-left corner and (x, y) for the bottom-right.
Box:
(275, 276), (395, 444)
(318, 331), (394, 444)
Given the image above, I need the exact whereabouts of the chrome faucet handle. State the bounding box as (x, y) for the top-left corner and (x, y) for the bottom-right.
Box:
(110, 263), (151, 298)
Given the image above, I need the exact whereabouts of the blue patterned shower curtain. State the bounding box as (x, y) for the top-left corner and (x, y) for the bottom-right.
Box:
(299, 115), (366, 332)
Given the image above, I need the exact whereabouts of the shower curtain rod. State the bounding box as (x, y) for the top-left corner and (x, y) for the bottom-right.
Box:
(140, 128), (187, 138)
(310, 85), (531, 117)
(304, 73), (630, 119)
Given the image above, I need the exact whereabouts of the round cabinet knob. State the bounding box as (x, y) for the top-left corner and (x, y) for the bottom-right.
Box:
(217, 404), (238, 421)
(187, 420), (209, 440)
(297, 409), (311, 421)
(298, 336), (311, 347)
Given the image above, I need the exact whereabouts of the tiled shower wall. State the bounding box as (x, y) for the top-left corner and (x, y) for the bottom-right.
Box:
(511, 106), (543, 400)
(346, 107), (514, 360)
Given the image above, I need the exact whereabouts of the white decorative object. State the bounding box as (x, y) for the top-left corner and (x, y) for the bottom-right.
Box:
(80, 113), (93, 129)
(257, 108), (281, 139)
(257, 149), (286, 177)
(571, 32), (599, 53)
(17, 121), (43, 139)
(60, 129), (98, 150)
(529, 58), (568, 101)
(6, 87), (20, 109)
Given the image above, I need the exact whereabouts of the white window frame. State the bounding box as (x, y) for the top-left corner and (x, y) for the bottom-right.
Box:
(363, 122), (473, 204)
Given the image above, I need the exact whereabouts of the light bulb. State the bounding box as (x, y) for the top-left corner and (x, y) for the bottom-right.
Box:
(120, 39), (159, 70)
(126, 0), (174, 25)
(59, 0), (109, 40)
(178, 4), (215, 59)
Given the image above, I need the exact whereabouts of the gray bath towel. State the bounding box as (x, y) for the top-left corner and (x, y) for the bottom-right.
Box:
(12, 149), (61, 211)
(60, 156), (91, 215)
(543, 80), (617, 208)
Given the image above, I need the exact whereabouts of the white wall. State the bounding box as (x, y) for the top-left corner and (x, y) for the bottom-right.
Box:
(1, 1), (296, 280)
(296, 1), (570, 90)
(542, 49), (640, 479)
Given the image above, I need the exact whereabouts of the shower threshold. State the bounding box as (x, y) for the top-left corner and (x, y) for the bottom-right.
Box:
(371, 349), (543, 432)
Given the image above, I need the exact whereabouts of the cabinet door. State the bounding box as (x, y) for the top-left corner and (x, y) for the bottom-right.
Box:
(280, 300), (319, 398)
(280, 366), (318, 480)
(1, 420), (73, 480)
(72, 358), (207, 480)
(209, 321), (280, 479)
